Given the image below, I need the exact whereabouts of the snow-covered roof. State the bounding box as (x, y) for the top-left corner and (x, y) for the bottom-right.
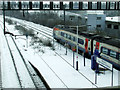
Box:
(87, 10), (104, 14)
(65, 11), (81, 17)
(106, 16), (120, 23)
(58, 11), (82, 18)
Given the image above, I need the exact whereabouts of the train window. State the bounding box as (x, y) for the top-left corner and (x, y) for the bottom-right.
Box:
(64, 33), (66, 37)
(102, 47), (108, 55)
(110, 50), (117, 58)
(61, 32), (64, 36)
(71, 36), (73, 41)
(66, 34), (68, 38)
(118, 53), (120, 60)
(78, 38), (84, 45)
(67, 34), (71, 40)
(71, 36), (75, 41)
(73, 37), (76, 41)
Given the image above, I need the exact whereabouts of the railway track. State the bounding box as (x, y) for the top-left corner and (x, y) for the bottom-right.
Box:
(5, 34), (36, 88)
(9, 18), (53, 40)
(5, 32), (47, 89)
(23, 23), (53, 39)
(0, 18), (50, 89)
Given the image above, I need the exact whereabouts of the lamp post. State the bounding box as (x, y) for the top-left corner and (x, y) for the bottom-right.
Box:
(76, 25), (79, 56)
(63, 5), (66, 26)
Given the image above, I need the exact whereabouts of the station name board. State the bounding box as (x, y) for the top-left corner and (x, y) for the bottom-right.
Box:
(97, 57), (112, 70)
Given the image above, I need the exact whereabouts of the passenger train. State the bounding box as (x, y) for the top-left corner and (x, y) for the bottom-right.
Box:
(53, 25), (120, 70)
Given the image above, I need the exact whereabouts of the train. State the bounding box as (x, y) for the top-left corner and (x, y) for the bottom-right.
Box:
(53, 25), (120, 70)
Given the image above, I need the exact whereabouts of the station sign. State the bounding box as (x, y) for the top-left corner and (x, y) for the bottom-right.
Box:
(96, 57), (112, 70)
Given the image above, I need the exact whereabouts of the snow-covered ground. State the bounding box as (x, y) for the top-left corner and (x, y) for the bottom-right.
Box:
(0, 15), (120, 88)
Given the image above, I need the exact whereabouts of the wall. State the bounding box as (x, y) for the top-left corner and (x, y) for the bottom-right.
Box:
(87, 14), (106, 31)
(105, 21), (120, 39)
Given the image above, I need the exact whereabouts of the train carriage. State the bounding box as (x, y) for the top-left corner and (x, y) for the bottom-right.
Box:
(93, 36), (120, 70)
(53, 25), (96, 56)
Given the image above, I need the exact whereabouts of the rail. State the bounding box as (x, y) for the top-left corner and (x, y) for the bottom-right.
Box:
(4, 26), (47, 89)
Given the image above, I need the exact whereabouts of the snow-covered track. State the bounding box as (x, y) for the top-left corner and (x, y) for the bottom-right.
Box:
(21, 23), (53, 40)
(9, 17), (53, 40)
(5, 34), (40, 89)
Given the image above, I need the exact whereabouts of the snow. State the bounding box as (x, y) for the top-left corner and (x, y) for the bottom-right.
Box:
(0, 15), (120, 88)
(0, 20), (20, 88)
(87, 10), (104, 14)
(6, 34), (35, 88)
(106, 16), (120, 22)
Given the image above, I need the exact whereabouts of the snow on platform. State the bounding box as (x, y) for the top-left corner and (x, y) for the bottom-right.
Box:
(21, 47), (96, 88)
(0, 20), (20, 88)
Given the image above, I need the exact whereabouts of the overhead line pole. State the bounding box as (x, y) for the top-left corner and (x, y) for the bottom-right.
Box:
(3, 1), (5, 35)
(77, 25), (79, 55)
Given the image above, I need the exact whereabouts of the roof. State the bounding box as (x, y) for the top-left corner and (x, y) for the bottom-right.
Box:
(58, 11), (82, 18)
(93, 35), (120, 48)
(87, 10), (104, 14)
(106, 16), (120, 23)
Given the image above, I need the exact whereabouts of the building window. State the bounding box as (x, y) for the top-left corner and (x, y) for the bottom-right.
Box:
(97, 17), (101, 20)
(114, 25), (119, 29)
(97, 25), (101, 28)
(107, 24), (112, 28)
(69, 16), (75, 21)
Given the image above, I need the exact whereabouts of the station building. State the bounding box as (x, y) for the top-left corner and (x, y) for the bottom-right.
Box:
(86, 11), (106, 31)
(86, 11), (120, 39)
(58, 11), (86, 25)
(105, 16), (120, 38)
